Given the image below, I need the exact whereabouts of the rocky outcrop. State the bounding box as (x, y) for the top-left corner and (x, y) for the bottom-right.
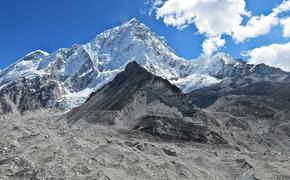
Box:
(67, 61), (227, 143)
(67, 61), (197, 123)
(0, 75), (63, 114)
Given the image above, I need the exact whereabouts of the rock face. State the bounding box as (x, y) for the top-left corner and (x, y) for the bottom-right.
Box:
(67, 61), (226, 143)
(68, 61), (195, 120)
(0, 75), (63, 114)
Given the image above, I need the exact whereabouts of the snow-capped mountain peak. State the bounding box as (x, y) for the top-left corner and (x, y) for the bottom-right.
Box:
(0, 18), (276, 111)
(127, 17), (139, 24)
(212, 52), (238, 65)
(0, 18), (194, 108)
(0, 50), (50, 85)
(21, 50), (50, 60)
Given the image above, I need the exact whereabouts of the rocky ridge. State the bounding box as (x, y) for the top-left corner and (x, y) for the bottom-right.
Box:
(67, 61), (226, 144)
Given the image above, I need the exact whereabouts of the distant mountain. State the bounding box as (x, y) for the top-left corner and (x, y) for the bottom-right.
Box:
(67, 61), (227, 143)
(0, 18), (288, 114)
(188, 67), (290, 153)
(189, 63), (290, 108)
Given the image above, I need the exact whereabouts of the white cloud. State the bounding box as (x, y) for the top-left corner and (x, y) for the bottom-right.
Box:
(150, 0), (290, 54)
(153, 0), (247, 55)
(147, 0), (164, 16)
(156, 0), (247, 35)
(247, 42), (290, 72)
(233, 14), (279, 42)
(281, 17), (290, 37)
(273, 0), (290, 14)
(233, 0), (290, 42)
(202, 36), (225, 55)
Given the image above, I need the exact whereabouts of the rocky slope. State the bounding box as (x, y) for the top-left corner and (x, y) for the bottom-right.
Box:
(67, 61), (226, 144)
(0, 75), (63, 114)
(186, 63), (290, 155)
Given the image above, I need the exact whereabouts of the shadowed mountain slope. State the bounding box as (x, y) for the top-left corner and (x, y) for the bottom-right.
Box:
(0, 75), (63, 114)
(188, 64), (290, 108)
(67, 61), (227, 143)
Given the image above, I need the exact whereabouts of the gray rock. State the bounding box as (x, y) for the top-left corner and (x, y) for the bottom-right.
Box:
(163, 147), (177, 156)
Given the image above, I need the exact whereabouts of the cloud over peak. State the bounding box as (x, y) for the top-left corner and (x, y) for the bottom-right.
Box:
(281, 17), (290, 37)
(154, 0), (247, 55)
(150, 0), (290, 55)
(246, 42), (290, 72)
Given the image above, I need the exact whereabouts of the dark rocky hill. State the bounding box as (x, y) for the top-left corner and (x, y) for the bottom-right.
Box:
(67, 61), (227, 144)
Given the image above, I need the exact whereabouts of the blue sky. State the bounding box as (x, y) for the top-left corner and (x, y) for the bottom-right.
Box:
(1, 0), (290, 70)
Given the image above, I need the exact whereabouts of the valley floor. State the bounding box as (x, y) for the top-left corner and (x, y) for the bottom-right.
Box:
(0, 111), (289, 180)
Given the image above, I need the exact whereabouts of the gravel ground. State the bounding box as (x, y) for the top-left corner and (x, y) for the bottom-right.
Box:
(0, 111), (289, 180)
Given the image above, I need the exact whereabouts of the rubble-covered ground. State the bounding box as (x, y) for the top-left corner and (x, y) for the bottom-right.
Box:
(0, 111), (289, 180)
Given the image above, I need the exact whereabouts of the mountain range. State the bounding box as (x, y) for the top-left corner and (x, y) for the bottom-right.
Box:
(0, 18), (289, 115)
